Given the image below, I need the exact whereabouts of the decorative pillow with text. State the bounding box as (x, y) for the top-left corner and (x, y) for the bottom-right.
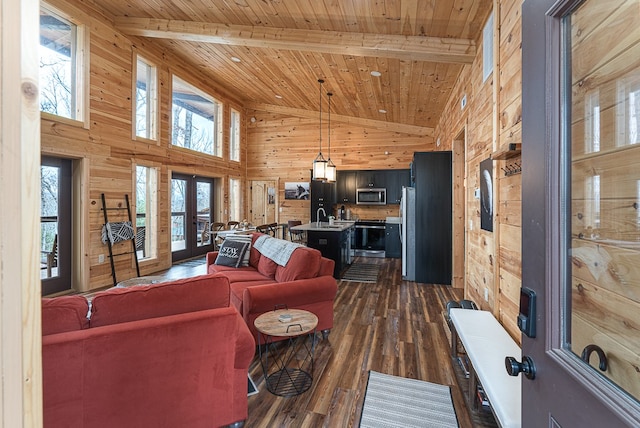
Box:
(215, 239), (249, 268)
(224, 235), (252, 266)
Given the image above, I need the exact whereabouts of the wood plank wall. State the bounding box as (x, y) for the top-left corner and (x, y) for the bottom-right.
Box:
(434, 0), (523, 341)
(41, 0), (248, 291)
(1, 0), (43, 425)
(245, 113), (434, 222)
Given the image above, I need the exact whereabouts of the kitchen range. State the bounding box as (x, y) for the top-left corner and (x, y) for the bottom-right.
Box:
(353, 219), (386, 258)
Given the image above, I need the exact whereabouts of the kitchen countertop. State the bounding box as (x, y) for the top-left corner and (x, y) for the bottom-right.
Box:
(290, 221), (355, 232)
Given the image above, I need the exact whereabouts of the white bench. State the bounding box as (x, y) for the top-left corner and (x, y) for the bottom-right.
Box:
(449, 308), (521, 428)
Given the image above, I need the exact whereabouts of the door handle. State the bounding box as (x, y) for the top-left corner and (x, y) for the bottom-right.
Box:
(505, 355), (536, 380)
(581, 344), (608, 371)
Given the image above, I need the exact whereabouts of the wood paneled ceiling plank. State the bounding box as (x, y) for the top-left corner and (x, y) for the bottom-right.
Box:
(246, 103), (433, 137)
(400, 0), (420, 36)
(446, 0), (475, 38)
(114, 18), (476, 64)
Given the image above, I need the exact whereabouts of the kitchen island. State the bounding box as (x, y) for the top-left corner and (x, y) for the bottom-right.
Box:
(290, 221), (355, 278)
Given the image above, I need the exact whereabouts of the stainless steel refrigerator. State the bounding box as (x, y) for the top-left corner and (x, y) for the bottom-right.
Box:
(401, 186), (416, 280)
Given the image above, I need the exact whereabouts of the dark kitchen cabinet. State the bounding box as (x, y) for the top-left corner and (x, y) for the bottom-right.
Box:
(356, 170), (386, 189)
(385, 223), (401, 258)
(385, 169), (411, 204)
(311, 180), (335, 222)
(336, 170), (357, 203)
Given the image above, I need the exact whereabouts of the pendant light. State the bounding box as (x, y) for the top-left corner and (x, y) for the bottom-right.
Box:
(325, 91), (336, 182)
(312, 79), (327, 181)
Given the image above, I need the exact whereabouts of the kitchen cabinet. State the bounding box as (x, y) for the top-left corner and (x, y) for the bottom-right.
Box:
(385, 169), (411, 204)
(336, 170), (357, 203)
(306, 226), (353, 278)
(356, 170), (386, 189)
(311, 180), (335, 222)
(385, 223), (401, 258)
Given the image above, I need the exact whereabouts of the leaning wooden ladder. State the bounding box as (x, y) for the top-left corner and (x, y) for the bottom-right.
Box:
(101, 193), (140, 286)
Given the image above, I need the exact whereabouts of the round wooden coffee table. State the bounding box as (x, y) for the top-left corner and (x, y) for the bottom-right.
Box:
(254, 309), (318, 397)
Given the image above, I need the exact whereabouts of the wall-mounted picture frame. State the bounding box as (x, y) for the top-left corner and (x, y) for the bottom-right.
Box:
(480, 157), (493, 232)
(284, 182), (310, 200)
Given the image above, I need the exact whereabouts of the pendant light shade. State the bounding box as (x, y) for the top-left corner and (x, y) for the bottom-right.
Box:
(312, 79), (327, 181)
(325, 91), (336, 182)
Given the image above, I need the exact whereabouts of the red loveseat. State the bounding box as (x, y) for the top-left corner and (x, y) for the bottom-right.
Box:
(42, 274), (254, 428)
(206, 233), (337, 341)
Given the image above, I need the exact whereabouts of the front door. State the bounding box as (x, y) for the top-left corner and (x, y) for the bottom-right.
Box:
(521, 0), (640, 426)
(171, 174), (215, 262)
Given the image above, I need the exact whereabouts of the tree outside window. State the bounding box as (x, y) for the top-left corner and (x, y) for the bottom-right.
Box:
(39, 5), (83, 121)
(230, 109), (241, 161)
(171, 76), (223, 157)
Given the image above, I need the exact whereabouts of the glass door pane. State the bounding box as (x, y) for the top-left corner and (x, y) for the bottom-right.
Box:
(564, 0), (640, 402)
(171, 177), (187, 253)
(196, 180), (211, 247)
(41, 156), (71, 295)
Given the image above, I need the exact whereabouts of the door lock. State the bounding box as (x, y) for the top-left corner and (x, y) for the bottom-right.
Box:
(505, 355), (536, 380)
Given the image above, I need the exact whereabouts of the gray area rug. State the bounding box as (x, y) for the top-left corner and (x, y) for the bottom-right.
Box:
(360, 371), (459, 428)
(342, 263), (380, 282)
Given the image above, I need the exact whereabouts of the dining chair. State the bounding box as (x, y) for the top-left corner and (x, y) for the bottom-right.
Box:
(227, 221), (240, 229)
(41, 234), (58, 278)
(211, 222), (225, 250)
(288, 220), (306, 245)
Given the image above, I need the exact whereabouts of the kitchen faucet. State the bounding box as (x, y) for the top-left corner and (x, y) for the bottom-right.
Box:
(317, 207), (326, 227)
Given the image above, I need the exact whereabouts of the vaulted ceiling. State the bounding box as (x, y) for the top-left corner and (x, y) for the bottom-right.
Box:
(93, 0), (492, 134)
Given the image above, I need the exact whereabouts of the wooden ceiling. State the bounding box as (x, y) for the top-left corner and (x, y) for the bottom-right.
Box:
(94, 0), (492, 133)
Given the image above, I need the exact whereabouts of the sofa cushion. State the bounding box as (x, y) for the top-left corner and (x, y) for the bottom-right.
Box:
(257, 255), (278, 278)
(215, 239), (250, 268)
(214, 269), (274, 284)
(249, 233), (263, 267)
(224, 234), (252, 267)
(42, 295), (90, 335)
(229, 279), (277, 312)
(275, 247), (322, 282)
(208, 263), (256, 275)
(90, 274), (230, 328)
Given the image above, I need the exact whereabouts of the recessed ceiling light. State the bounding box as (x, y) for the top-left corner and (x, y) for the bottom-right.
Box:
(371, 71), (382, 77)
(379, 109), (387, 114)
(231, 56), (241, 63)
(275, 94), (283, 99)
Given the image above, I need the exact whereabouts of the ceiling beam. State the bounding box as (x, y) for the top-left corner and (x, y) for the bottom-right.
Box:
(246, 102), (434, 137)
(115, 17), (476, 65)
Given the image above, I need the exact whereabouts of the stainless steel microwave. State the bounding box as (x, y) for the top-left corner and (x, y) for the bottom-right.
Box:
(356, 188), (386, 205)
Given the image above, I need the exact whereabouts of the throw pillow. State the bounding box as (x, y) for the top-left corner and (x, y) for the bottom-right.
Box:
(215, 239), (250, 268)
(224, 234), (252, 267)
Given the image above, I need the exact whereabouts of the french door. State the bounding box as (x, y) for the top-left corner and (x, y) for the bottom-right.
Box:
(171, 174), (215, 262)
(40, 156), (72, 295)
(521, 0), (640, 425)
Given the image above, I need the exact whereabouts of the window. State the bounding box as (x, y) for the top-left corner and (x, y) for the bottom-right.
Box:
(134, 55), (158, 140)
(39, 5), (85, 121)
(171, 76), (223, 156)
(482, 12), (494, 83)
(616, 73), (640, 147)
(135, 165), (158, 260)
(584, 90), (601, 153)
(230, 108), (241, 161)
(229, 178), (241, 222)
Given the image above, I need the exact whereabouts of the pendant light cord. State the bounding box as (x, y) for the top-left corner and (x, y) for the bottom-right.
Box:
(318, 79), (324, 154)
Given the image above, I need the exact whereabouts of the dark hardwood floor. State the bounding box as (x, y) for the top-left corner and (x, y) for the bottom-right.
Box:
(157, 256), (498, 427)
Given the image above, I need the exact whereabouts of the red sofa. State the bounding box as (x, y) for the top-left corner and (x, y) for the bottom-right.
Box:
(206, 233), (337, 340)
(42, 274), (254, 428)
